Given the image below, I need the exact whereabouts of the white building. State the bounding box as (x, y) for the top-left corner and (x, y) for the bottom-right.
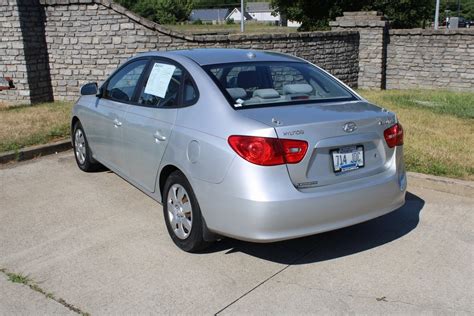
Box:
(225, 2), (301, 28)
(246, 2), (279, 23)
(226, 8), (253, 21)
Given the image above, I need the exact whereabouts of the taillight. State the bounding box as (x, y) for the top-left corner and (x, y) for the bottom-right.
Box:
(384, 123), (404, 148)
(228, 135), (308, 166)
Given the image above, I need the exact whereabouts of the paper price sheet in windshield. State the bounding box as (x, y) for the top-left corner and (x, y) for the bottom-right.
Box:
(144, 63), (176, 98)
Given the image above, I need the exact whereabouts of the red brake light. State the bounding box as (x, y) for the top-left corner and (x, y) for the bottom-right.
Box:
(228, 135), (308, 166)
(384, 123), (404, 148)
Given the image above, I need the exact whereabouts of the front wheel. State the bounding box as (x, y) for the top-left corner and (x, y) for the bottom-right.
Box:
(163, 171), (209, 252)
(72, 121), (100, 172)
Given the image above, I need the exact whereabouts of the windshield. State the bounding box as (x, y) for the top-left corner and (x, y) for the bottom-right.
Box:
(204, 61), (357, 109)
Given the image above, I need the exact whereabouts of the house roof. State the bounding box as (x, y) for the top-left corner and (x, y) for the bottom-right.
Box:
(189, 9), (230, 21)
(246, 2), (273, 12)
(226, 8), (253, 20)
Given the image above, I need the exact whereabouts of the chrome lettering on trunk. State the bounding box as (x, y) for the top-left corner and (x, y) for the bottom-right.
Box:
(283, 130), (304, 136)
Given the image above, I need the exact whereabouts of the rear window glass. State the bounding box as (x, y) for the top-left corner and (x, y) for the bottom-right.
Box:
(204, 61), (356, 108)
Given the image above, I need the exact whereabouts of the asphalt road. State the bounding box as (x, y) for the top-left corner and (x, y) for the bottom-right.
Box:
(0, 152), (473, 315)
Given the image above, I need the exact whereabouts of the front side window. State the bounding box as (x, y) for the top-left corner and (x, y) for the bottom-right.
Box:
(204, 61), (356, 108)
(106, 59), (147, 102)
(138, 62), (183, 108)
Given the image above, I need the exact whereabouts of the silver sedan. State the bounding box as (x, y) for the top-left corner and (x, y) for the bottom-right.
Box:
(72, 49), (406, 252)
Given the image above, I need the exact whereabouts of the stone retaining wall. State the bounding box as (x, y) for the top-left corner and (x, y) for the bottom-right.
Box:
(386, 29), (474, 91)
(331, 11), (474, 91)
(1, 2), (473, 105)
(0, 0), (359, 103)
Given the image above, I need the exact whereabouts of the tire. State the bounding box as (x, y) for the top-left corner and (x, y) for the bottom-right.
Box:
(163, 170), (210, 252)
(72, 121), (99, 172)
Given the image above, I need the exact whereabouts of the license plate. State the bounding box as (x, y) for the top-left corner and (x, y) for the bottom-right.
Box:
(331, 145), (364, 173)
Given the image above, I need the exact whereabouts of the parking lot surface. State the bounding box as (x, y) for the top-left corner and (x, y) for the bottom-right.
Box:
(0, 152), (473, 314)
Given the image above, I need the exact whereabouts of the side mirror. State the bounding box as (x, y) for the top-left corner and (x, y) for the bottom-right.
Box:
(80, 82), (98, 96)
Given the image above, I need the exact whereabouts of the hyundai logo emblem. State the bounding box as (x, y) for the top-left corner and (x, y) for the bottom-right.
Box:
(343, 122), (357, 133)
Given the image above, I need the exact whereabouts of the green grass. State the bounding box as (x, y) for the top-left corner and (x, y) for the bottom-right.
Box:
(6, 272), (31, 284)
(0, 101), (73, 153)
(1, 90), (473, 180)
(359, 90), (474, 180)
(365, 89), (474, 119)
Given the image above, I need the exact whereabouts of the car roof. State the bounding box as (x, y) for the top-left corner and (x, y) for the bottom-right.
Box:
(138, 48), (304, 66)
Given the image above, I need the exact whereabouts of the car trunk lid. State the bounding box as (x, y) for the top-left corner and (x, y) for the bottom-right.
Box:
(238, 101), (397, 188)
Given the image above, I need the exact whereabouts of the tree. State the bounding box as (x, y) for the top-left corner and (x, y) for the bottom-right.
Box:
(368, 0), (434, 29)
(115, 0), (194, 24)
(271, 0), (434, 30)
(441, 0), (474, 20)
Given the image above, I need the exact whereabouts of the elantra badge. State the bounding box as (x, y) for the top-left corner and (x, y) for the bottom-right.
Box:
(343, 122), (357, 133)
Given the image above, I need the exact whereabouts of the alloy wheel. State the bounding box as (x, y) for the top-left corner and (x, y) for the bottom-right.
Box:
(167, 184), (193, 239)
(74, 128), (86, 165)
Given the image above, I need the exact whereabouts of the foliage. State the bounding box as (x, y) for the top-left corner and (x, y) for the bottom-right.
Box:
(440, 0), (474, 20)
(115, 0), (194, 24)
(192, 0), (241, 8)
(271, 0), (434, 30)
(192, 18), (203, 25)
(226, 17), (234, 24)
(368, 0), (434, 29)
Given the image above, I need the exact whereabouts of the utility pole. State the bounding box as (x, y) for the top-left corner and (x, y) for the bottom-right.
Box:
(434, 0), (440, 30)
(457, 0), (461, 17)
(241, 0), (245, 32)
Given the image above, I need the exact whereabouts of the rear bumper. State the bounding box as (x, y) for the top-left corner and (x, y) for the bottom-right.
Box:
(192, 157), (406, 243)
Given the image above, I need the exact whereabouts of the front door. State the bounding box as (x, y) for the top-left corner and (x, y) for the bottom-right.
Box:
(91, 59), (148, 172)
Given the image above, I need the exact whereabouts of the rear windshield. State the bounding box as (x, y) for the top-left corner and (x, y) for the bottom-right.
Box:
(203, 61), (356, 109)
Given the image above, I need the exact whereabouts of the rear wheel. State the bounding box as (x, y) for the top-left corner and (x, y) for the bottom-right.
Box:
(163, 171), (209, 252)
(72, 121), (99, 172)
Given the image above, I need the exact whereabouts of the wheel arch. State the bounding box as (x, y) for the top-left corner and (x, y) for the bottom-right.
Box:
(71, 116), (80, 135)
(158, 164), (181, 201)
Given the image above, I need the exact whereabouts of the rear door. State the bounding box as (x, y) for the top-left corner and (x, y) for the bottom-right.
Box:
(122, 59), (198, 192)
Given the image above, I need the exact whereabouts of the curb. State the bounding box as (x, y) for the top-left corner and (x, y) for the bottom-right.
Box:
(0, 139), (71, 164)
(407, 172), (474, 198)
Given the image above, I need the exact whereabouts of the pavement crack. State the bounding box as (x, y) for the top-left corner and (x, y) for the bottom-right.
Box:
(214, 249), (314, 315)
(0, 267), (90, 316)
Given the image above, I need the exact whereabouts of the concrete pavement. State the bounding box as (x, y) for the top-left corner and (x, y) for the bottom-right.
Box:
(0, 152), (473, 314)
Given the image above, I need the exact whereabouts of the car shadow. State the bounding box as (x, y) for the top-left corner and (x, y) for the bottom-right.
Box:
(202, 192), (424, 265)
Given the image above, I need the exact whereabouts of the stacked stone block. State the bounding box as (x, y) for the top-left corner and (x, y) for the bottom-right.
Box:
(330, 11), (388, 89)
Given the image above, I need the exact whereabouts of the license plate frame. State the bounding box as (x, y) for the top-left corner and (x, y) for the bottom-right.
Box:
(331, 145), (365, 173)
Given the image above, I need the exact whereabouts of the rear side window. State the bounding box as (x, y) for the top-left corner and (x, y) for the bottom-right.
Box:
(105, 59), (147, 102)
(204, 61), (356, 108)
(183, 76), (198, 104)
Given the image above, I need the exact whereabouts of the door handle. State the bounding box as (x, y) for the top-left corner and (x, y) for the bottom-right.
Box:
(153, 131), (167, 142)
(113, 118), (122, 127)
